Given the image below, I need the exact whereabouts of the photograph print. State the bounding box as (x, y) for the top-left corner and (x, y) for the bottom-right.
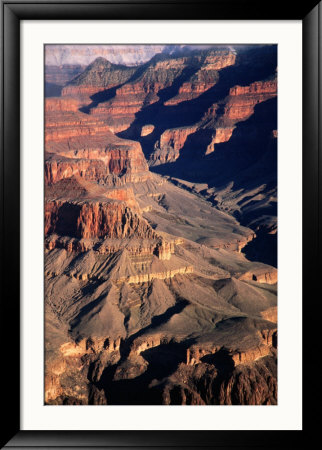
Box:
(44, 44), (277, 405)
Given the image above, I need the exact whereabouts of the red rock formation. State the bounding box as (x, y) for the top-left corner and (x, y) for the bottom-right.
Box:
(141, 124), (155, 136)
(229, 80), (277, 97)
(61, 57), (137, 103)
(45, 127), (150, 185)
(150, 126), (198, 165)
(45, 111), (111, 143)
(224, 79), (277, 121)
(165, 51), (236, 105)
(186, 325), (276, 367)
(45, 79), (151, 185)
(159, 127), (197, 153)
(89, 56), (192, 133)
(156, 77), (277, 161)
(205, 127), (235, 154)
(260, 307), (277, 323)
(45, 156), (106, 185)
(44, 46), (278, 407)
(45, 200), (156, 240)
(45, 97), (81, 112)
(62, 85), (107, 101)
(103, 186), (138, 209)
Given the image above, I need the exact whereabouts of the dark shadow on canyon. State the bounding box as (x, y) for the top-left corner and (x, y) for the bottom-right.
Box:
(45, 82), (63, 97)
(152, 96), (277, 186)
(78, 59), (157, 114)
(93, 339), (195, 405)
(201, 347), (235, 373)
(242, 231), (277, 268)
(90, 299), (194, 404)
(79, 84), (123, 114)
(117, 46), (277, 161)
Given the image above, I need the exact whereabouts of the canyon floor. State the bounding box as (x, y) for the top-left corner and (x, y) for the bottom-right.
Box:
(45, 44), (277, 405)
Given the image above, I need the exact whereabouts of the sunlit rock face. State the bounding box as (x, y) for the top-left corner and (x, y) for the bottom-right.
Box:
(61, 58), (138, 104)
(44, 44), (278, 406)
(164, 50), (236, 105)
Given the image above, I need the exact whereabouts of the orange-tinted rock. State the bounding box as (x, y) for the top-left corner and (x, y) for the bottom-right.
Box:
(45, 129), (150, 185)
(155, 240), (175, 260)
(260, 306), (277, 323)
(165, 51), (236, 105)
(90, 56), (192, 132)
(45, 111), (111, 143)
(61, 85), (107, 103)
(103, 187), (138, 209)
(148, 77), (276, 164)
(45, 200), (156, 240)
(45, 156), (106, 185)
(159, 127), (198, 153)
(231, 345), (271, 365)
(225, 79), (277, 120)
(44, 46), (278, 407)
(238, 267), (277, 284)
(205, 127), (235, 154)
(45, 97), (81, 112)
(141, 124), (155, 136)
(61, 57), (137, 103)
(150, 126), (198, 164)
(229, 80), (277, 97)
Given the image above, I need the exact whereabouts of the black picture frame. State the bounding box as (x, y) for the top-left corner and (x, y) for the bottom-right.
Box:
(0, 0), (320, 448)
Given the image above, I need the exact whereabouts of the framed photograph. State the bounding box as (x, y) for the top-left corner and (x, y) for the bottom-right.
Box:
(0, 0), (319, 448)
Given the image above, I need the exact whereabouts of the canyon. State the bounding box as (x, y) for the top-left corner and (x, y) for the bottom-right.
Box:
(45, 44), (278, 405)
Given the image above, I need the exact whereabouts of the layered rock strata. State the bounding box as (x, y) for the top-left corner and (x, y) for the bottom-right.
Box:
(45, 95), (151, 185)
(62, 57), (137, 102)
(164, 50), (236, 105)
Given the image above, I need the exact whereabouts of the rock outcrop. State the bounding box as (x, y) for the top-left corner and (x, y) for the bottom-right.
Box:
(165, 50), (236, 105)
(141, 124), (155, 136)
(45, 200), (156, 240)
(223, 79), (277, 121)
(205, 127), (235, 154)
(150, 126), (198, 165)
(62, 57), (137, 101)
(89, 50), (236, 133)
(45, 116), (150, 185)
(45, 97), (81, 112)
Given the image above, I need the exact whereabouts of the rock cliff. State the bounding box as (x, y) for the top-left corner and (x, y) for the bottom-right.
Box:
(164, 50), (236, 105)
(62, 57), (137, 101)
(45, 200), (156, 240)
